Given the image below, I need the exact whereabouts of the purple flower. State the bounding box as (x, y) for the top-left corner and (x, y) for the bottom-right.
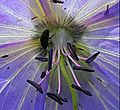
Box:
(0, 0), (119, 110)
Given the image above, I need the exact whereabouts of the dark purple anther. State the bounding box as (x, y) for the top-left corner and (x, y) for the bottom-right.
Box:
(40, 71), (46, 78)
(35, 56), (48, 62)
(54, 94), (68, 102)
(59, 97), (68, 102)
(48, 49), (53, 71)
(86, 51), (100, 63)
(27, 80), (43, 94)
(71, 84), (92, 96)
(67, 43), (79, 61)
(62, 98), (68, 102)
(47, 92), (63, 105)
(73, 66), (95, 72)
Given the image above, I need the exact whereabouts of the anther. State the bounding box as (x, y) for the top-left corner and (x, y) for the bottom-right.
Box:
(35, 56), (48, 62)
(54, 94), (68, 102)
(67, 43), (79, 61)
(1, 55), (8, 58)
(47, 92), (63, 105)
(73, 66), (95, 72)
(86, 52), (100, 63)
(71, 84), (92, 96)
(59, 97), (68, 102)
(52, 0), (64, 4)
(48, 49), (53, 71)
(62, 98), (68, 102)
(27, 80), (43, 94)
(40, 71), (46, 79)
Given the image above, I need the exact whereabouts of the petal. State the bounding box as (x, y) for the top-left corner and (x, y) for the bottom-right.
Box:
(0, 0), (34, 28)
(84, 2), (119, 25)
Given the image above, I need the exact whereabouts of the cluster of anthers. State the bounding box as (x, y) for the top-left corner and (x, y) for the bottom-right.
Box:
(26, 28), (100, 105)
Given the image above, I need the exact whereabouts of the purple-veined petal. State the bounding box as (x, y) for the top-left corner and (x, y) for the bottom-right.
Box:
(0, 0), (35, 28)
(0, 0), (119, 110)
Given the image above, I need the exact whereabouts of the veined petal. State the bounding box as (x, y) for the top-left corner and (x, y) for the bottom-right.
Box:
(0, 0), (35, 28)
(0, 0), (119, 110)
(84, 2), (119, 25)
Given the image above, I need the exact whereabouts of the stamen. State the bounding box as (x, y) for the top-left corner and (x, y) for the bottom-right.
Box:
(54, 94), (68, 102)
(39, 70), (50, 85)
(73, 66), (95, 72)
(71, 84), (92, 96)
(61, 47), (70, 56)
(1, 55), (8, 58)
(78, 56), (87, 60)
(62, 98), (68, 102)
(52, 49), (57, 64)
(47, 92), (63, 105)
(40, 71), (46, 79)
(57, 65), (61, 94)
(35, 56), (48, 62)
(52, 0), (64, 4)
(64, 47), (80, 67)
(48, 48), (53, 71)
(86, 51), (100, 63)
(104, 4), (109, 15)
(66, 58), (81, 87)
(54, 49), (60, 64)
(27, 80), (43, 94)
(68, 55), (80, 67)
(67, 43), (79, 61)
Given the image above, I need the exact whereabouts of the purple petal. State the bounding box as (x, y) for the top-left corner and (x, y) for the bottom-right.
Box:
(84, 2), (119, 25)
(0, 0), (34, 28)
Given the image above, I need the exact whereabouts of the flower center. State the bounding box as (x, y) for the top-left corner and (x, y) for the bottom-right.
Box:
(50, 27), (73, 50)
(27, 16), (100, 106)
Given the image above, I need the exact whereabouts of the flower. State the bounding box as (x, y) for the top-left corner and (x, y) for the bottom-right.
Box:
(0, 0), (119, 110)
